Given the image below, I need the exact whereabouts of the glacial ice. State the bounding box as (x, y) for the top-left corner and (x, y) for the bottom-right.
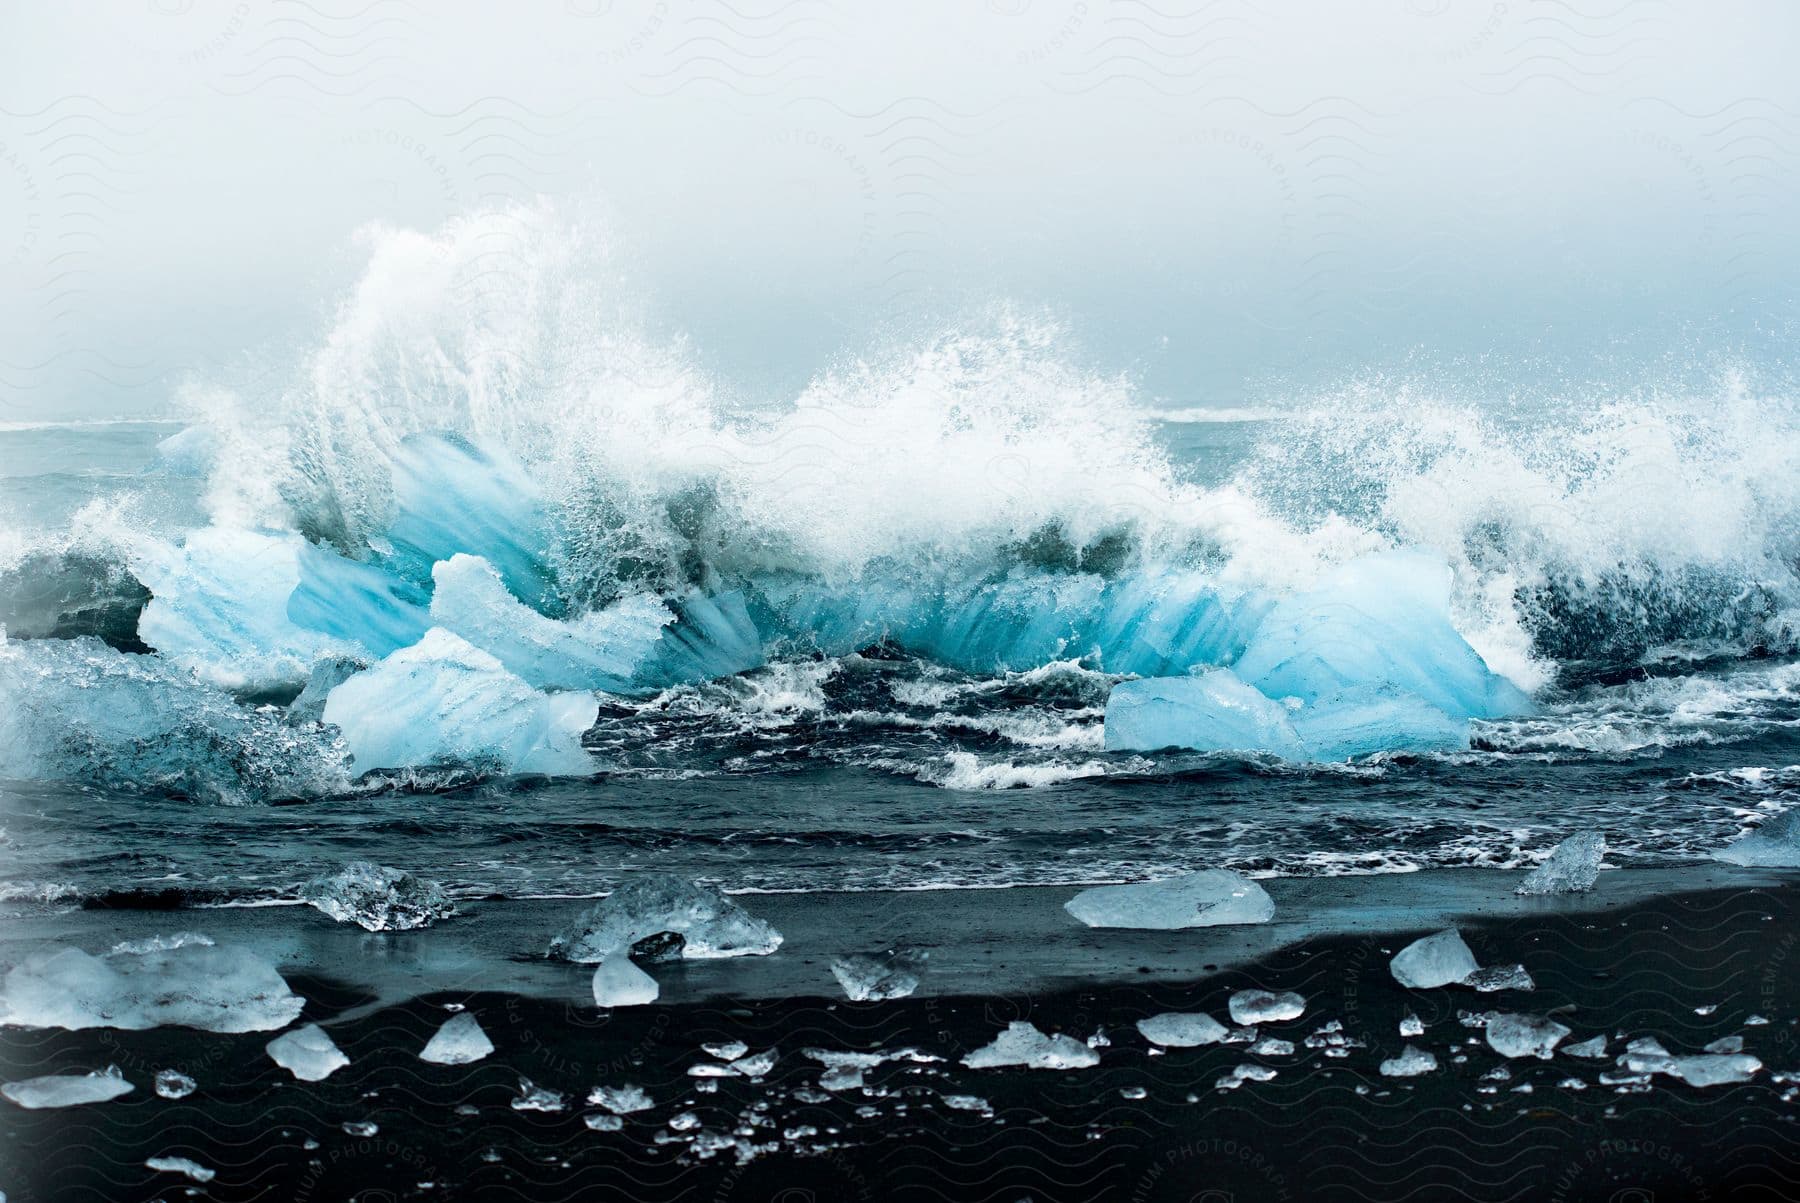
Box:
(146, 1157), (214, 1183)
(420, 1012), (495, 1065)
(1, 1066), (133, 1109)
(1716, 809), (1800, 867)
(963, 1021), (1100, 1070)
(302, 862), (454, 931)
(1485, 1012), (1571, 1059)
(322, 628), (597, 776)
(1399, 1013), (1424, 1037)
(585, 1113), (624, 1131)
(512, 1077), (567, 1112)
(1380, 1045), (1439, 1077)
(592, 957), (660, 1008)
(155, 1069), (197, 1099)
(1228, 990), (1306, 1026)
(831, 949), (926, 1001)
(1103, 670), (1306, 757)
(588, 1084), (654, 1114)
(1390, 929), (1480, 989)
(1518, 832), (1605, 894)
(289, 542), (430, 659)
(266, 1025), (350, 1081)
(1286, 686), (1470, 761)
(1466, 963), (1535, 992)
(549, 875), (783, 962)
(1064, 870), (1274, 929)
(1562, 1035), (1608, 1059)
(0, 938), (302, 1032)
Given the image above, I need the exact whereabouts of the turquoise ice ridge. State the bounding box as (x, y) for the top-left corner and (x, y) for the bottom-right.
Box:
(1102, 551), (1533, 761)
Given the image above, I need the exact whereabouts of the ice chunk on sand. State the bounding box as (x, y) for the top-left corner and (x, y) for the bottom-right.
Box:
(1517, 832), (1605, 895)
(266, 1024), (350, 1081)
(302, 862), (454, 932)
(963, 1022), (1100, 1070)
(592, 958), (660, 1008)
(1103, 670), (1306, 757)
(831, 949), (926, 1001)
(1380, 1045), (1439, 1077)
(1228, 990), (1305, 1026)
(420, 1012), (494, 1065)
(1064, 870), (1273, 929)
(588, 1084), (654, 1114)
(550, 875), (782, 962)
(154, 1069), (197, 1099)
(323, 628), (597, 776)
(2, 1066), (133, 1109)
(1485, 1013), (1571, 1059)
(1390, 929), (1480, 989)
(0, 939), (302, 1032)
(1716, 809), (1800, 867)
(146, 1157), (214, 1183)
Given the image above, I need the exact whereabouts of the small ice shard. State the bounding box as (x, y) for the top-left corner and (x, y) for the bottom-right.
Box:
(703, 1040), (748, 1062)
(1120, 1085), (1148, 1100)
(341, 1121), (378, 1137)
(1517, 832), (1605, 895)
(146, 1156), (214, 1183)
(2, 1066), (133, 1109)
(1249, 1037), (1294, 1056)
(1399, 1013), (1424, 1037)
(1064, 870), (1274, 929)
(1137, 1012), (1229, 1048)
(732, 1049), (778, 1077)
(1390, 929), (1480, 989)
(1716, 809), (1800, 867)
(592, 957), (659, 1008)
(819, 1065), (863, 1091)
(154, 1069), (197, 1099)
(0, 939), (302, 1032)
(550, 875), (783, 962)
(512, 1077), (566, 1112)
(1466, 963), (1535, 992)
(420, 1011), (494, 1065)
(830, 949), (926, 1001)
(963, 1021), (1100, 1070)
(267, 1025), (349, 1082)
(1228, 989), (1305, 1026)
(940, 1093), (992, 1116)
(1380, 1045), (1439, 1077)
(302, 862), (454, 932)
(1558, 1077), (1587, 1090)
(587, 1084), (653, 1114)
(1485, 1013), (1571, 1059)
(1626, 1036), (1670, 1057)
(1668, 1054), (1761, 1087)
(1746, 1014), (1770, 1026)
(1704, 1035), (1744, 1054)
(1214, 1063), (1278, 1091)
(584, 1113), (624, 1131)
(1563, 1035), (1608, 1059)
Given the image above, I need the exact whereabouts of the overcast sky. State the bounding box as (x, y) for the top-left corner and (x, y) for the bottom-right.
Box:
(3, 1), (1797, 420)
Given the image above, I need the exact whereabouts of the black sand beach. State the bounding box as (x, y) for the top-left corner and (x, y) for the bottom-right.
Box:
(5, 868), (1800, 1202)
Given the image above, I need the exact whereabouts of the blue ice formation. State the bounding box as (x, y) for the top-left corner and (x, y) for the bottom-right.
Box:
(321, 628), (598, 776)
(1104, 552), (1530, 760)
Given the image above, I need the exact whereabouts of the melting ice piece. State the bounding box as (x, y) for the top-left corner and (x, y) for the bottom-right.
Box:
(703, 1041), (748, 1062)
(1665, 1054), (1762, 1087)
(963, 1021), (1100, 1070)
(1228, 990), (1305, 1026)
(1485, 1013), (1571, 1059)
(1390, 929), (1480, 989)
(1286, 685), (1470, 761)
(1466, 964), (1535, 992)
(1102, 670), (1306, 757)
(819, 1065), (863, 1091)
(592, 958), (660, 1008)
(588, 1084), (654, 1114)
(266, 1024), (350, 1082)
(324, 628), (597, 776)
(0, 939), (302, 1033)
(1562, 1035), (1608, 1059)
(585, 1113), (624, 1132)
(302, 862), (455, 932)
(550, 875), (782, 962)
(940, 1093), (992, 1116)
(420, 1012), (494, 1065)
(1716, 809), (1800, 867)
(1, 1066), (133, 1109)
(1399, 1013), (1424, 1037)
(512, 1077), (567, 1112)
(1064, 870), (1273, 929)
(1705, 1035), (1744, 1054)
(1517, 832), (1605, 895)
(831, 949), (926, 1001)
(146, 1157), (214, 1184)
(154, 1069), (197, 1099)
(1380, 1045), (1439, 1078)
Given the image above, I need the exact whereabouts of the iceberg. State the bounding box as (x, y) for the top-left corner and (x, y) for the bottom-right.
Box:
(549, 875), (783, 962)
(0, 938), (302, 1032)
(1390, 929), (1480, 989)
(962, 1021), (1099, 1070)
(1287, 686), (1469, 760)
(1064, 870), (1273, 929)
(302, 862), (455, 931)
(322, 628), (597, 776)
(1518, 832), (1605, 894)
(1103, 670), (1306, 757)
(420, 1012), (495, 1065)
(592, 957), (660, 1008)
(1227, 989), (1306, 1026)
(1379, 1045), (1439, 1078)
(1, 1066), (133, 1109)
(1137, 1012), (1229, 1048)
(1716, 809), (1800, 867)
(288, 542), (431, 660)
(266, 1024), (350, 1081)
(1485, 1012), (1570, 1059)
(830, 949), (926, 1002)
